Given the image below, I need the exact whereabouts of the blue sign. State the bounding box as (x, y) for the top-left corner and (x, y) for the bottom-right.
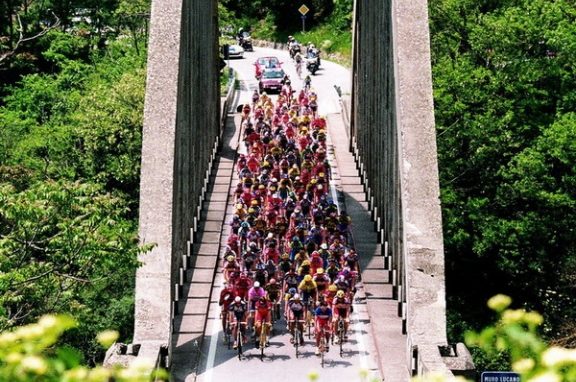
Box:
(481, 371), (520, 382)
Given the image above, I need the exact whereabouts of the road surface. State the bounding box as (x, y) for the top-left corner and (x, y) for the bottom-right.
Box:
(193, 47), (382, 382)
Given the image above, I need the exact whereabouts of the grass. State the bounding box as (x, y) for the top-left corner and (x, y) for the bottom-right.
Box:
(292, 25), (352, 68)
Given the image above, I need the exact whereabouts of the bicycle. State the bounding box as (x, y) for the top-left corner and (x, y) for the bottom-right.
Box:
(223, 312), (232, 349)
(290, 319), (305, 358)
(304, 300), (315, 340)
(318, 327), (328, 367)
(332, 317), (345, 357)
(232, 321), (246, 360)
(259, 322), (271, 360)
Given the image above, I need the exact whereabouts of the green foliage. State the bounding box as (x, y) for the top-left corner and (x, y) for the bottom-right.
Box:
(430, 0), (576, 351)
(0, 315), (166, 381)
(466, 296), (576, 381)
(41, 30), (91, 68)
(0, 31), (146, 363)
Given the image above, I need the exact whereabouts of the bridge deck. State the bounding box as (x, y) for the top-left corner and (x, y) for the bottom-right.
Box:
(170, 57), (410, 381)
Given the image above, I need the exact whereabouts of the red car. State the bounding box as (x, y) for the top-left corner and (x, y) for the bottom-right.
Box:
(254, 56), (282, 79)
(258, 68), (286, 94)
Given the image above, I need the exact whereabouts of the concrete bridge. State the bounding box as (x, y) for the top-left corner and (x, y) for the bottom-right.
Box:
(105, 0), (475, 380)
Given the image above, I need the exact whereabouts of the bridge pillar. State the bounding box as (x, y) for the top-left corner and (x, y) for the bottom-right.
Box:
(352, 0), (474, 377)
(128, 0), (219, 366)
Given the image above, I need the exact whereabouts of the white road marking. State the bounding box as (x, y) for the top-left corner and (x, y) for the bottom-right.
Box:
(203, 282), (222, 382)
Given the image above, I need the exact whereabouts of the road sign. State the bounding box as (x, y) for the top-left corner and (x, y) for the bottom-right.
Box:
(481, 371), (520, 382)
(298, 4), (310, 16)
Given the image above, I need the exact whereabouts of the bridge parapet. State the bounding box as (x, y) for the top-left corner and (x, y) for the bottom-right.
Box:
(351, 0), (475, 377)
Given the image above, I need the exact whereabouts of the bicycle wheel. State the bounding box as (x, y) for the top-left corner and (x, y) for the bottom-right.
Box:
(320, 335), (326, 368)
(225, 319), (231, 350)
(294, 326), (300, 358)
(237, 329), (243, 360)
(260, 331), (265, 361)
(338, 322), (344, 357)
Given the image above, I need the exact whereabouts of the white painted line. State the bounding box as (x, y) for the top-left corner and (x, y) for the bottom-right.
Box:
(203, 283), (222, 382)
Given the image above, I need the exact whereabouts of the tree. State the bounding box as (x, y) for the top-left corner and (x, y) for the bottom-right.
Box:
(429, 0), (576, 344)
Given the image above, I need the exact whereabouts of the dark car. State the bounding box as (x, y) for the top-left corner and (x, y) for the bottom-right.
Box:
(254, 56), (282, 79)
(258, 68), (286, 93)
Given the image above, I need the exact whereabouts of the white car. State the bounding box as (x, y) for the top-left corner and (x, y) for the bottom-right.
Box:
(227, 44), (244, 59)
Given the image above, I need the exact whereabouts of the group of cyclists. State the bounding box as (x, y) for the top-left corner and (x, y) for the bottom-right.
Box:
(218, 68), (360, 358)
(287, 35), (320, 78)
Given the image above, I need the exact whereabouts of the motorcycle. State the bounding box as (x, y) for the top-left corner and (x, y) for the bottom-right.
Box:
(305, 51), (320, 75)
(238, 31), (253, 52)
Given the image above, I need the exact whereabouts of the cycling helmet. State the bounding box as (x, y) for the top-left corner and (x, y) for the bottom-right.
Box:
(226, 255), (235, 262)
(293, 293), (301, 300)
(328, 284), (338, 292)
(320, 243), (328, 249)
(336, 290), (345, 298)
(304, 275), (312, 282)
(235, 296), (242, 302)
(289, 287), (297, 295)
(316, 268), (324, 274)
(250, 242), (257, 248)
(254, 281), (261, 288)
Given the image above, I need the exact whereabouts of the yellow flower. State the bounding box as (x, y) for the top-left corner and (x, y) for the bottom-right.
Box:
(527, 371), (561, 382)
(541, 346), (576, 367)
(87, 366), (112, 382)
(5, 352), (23, 364)
(487, 294), (512, 312)
(308, 371), (319, 381)
(501, 309), (525, 324)
(523, 311), (544, 327)
(16, 324), (45, 341)
(65, 367), (89, 381)
(38, 315), (59, 330)
(96, 330), (119, 348)
(512, 358), (535, 373)
(21, 355), (48, 375)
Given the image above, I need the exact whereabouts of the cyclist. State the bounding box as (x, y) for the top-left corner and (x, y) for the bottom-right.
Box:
(219, 282), (237, 339)
(222, 254), (240, 283)
(229, 296), (248, 349)
(294, 51), (303, 78)
(298, 274), (318, 325)
(235, 272), (252, 300)
(247, 281), (266, 332)
(314, 299), (332, 355)
(287, 293), (306, 345)
(254, 296), (273, 348)
(265, 278), (282, 313)
(282, 268), (299, 295)
(332, 290), (351, 343)
(343, 249), (359, 273)
(277, 253), (293, 278)
(313, 268), (330, 294)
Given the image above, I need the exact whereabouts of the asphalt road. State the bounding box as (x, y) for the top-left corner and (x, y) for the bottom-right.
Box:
(193, 47), (381, 382)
